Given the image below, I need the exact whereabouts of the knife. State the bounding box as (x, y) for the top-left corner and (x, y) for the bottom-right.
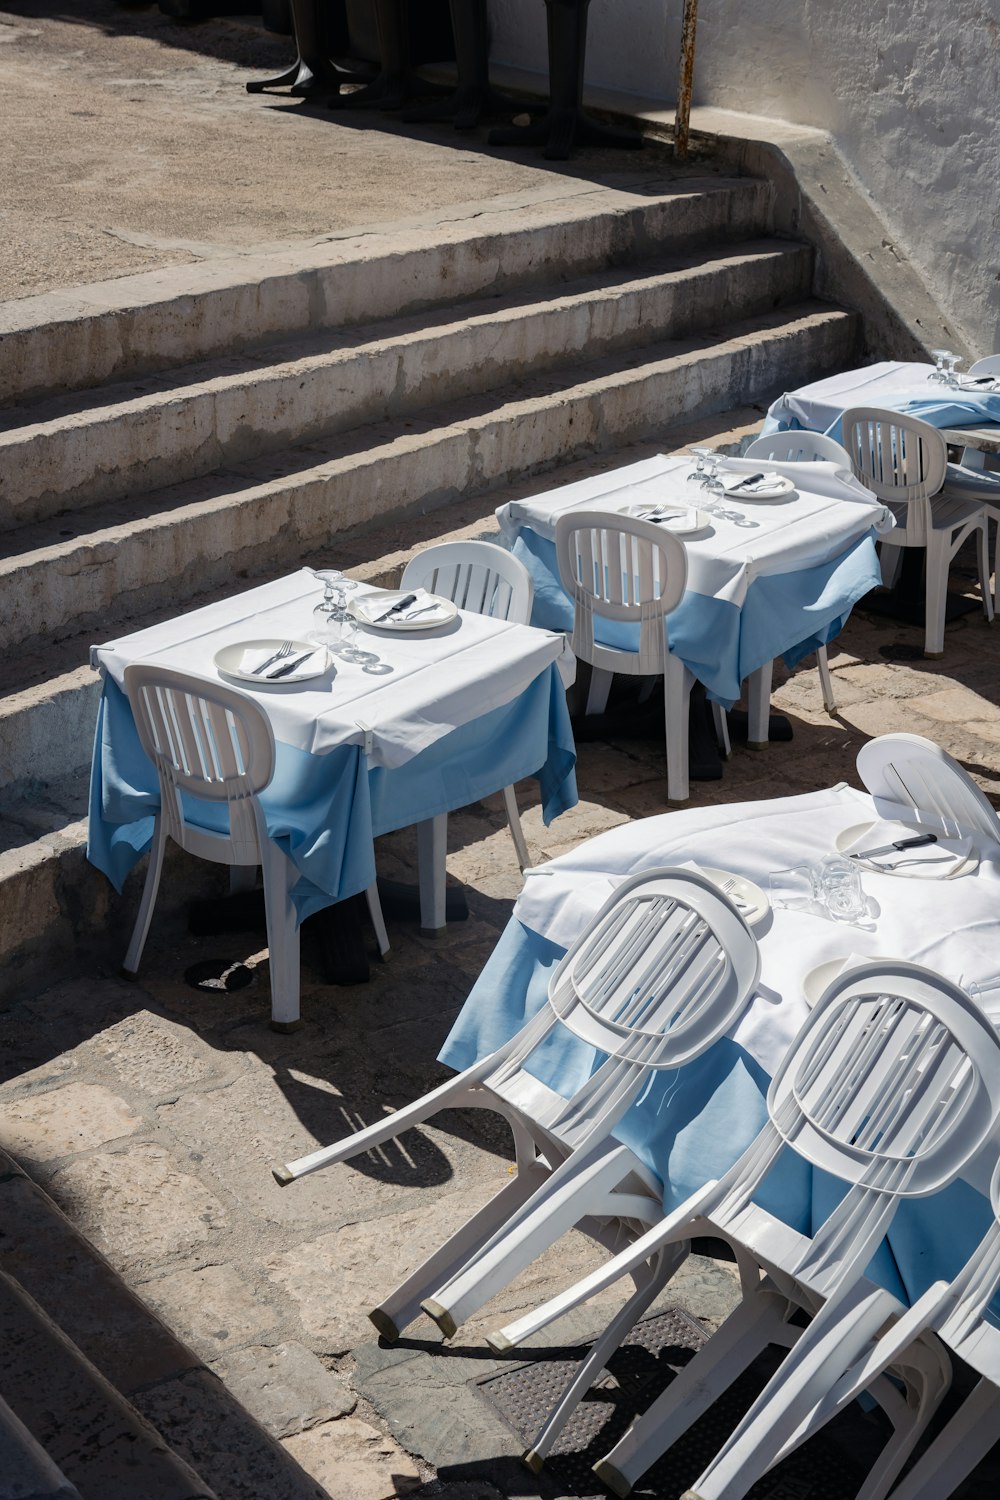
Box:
(375, 593), (417, 623)
(849, 833), (938, 861)
(267, 650), (315, 680)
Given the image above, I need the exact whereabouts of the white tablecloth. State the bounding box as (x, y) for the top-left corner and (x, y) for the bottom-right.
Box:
(92, 569), (574, 770)
(497, 454), (888, 609)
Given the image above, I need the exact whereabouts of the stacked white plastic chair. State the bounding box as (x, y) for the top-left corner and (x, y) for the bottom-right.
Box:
(741, 429), (854, 716)
(856, 731), (1000, 853)
(840, 407), (993, 655)
(790, 1155), (1000, 1500)
(273, 868), (760, 1347)
(933, 362), (1000, 607)
(122, 664), (387, 1030)
(490, 962), (1000, 1500)
(400, 540), (534, 888)
(555, 511), (728, 804)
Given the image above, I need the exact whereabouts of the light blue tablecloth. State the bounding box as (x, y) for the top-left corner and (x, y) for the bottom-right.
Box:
(511, 529), (881, 708)
(439, 916), (995, 1308)
(88, 665), (578, 922)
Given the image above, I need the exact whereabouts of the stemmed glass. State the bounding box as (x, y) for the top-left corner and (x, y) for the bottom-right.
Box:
(944, 354), (964, 389)
(686, 449), (760, 529)
(927, 349), (953, 384)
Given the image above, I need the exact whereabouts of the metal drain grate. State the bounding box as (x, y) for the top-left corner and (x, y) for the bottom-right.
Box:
(474, 1309), (871, 1500)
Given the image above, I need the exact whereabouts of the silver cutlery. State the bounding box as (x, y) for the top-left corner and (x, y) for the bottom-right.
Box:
(252, 640), (293, 675)
(267, 650), (315, 680)
(849, 833), (937, 861)
(375, 593), (417, 623)
(400, 603), (443, 621)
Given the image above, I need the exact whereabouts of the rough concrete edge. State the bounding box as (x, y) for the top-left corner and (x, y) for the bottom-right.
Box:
(0, 1257), (217, 1498)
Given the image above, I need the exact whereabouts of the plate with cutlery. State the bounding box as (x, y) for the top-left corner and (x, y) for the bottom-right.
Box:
(834, 822), (978, 879)
(214, 638), (331, 685)
(351, 589), (459, 632)
(718, 471), (796, 500)
(622, 502), (711, 535)
(699, 867), (771, 927)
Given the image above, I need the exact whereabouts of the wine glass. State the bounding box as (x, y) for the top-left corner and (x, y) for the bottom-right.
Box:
(927, 349), (953, 384)
(311, 568), (347, 620)
(687, 448), (713, 484)
(944, 354), (964, 389)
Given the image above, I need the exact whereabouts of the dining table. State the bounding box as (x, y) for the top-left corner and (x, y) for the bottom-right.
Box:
(439, 784), (1000, 1307)
(87, 567), (579, 966)
(763, 359), (1000, 463)
(497, 451), (890, 746)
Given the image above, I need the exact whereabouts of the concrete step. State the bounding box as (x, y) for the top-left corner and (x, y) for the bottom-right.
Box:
(0, 301), (858, 657)
(1, 176), (775, 406)
(0, 240), (813, 531)
(0, 1154), (346, 1500)
(0, 1265), (216, 1500)
(0, 1392), (82, 1500)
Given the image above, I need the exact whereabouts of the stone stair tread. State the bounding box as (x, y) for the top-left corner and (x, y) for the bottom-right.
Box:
(0, 237), (807, 438)
(0, 175), (773, 406)
(0, 298), (852, 577)
(0, 1264), (217, 1500)
(0, 1391), (83, 1500)
(0, 240), (814, 531)
(0, 1159), (339, 1500)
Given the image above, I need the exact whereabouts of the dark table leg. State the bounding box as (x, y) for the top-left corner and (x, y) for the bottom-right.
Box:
(488, 0), (643, 160)
(246, 0), (374, 96)
(332, 0), (448, 110)
(403, 0), (515, 129)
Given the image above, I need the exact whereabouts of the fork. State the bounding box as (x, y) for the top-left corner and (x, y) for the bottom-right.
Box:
(721, 877), (751, 912)
(251, 640), (293, 675)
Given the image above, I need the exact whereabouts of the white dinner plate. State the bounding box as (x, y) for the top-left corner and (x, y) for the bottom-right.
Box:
(621, 502), (712, 536)
(720, 473), (796, 500)
(214, 638), (330, 686)
(834, 821), (979, 879)
(351, 590), (459, 632)
(699, 867), (771, 927)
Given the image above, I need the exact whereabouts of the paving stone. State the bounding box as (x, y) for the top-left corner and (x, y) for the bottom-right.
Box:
(211, 1342), (355, 1438)
(50, 1143), (228, 1270)
(282, 1416), (422, 1500)
(906, 684), (1000, 727)
(139, 1263), (282, 1359)
(0, 1082), (142, 1163)
(134, 1367), (329, 1500)
(90, 1010), (233, 1100)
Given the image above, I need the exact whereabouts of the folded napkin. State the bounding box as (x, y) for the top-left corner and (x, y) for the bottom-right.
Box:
(353, 588), (451, 625)
(843, 824), (975, 879)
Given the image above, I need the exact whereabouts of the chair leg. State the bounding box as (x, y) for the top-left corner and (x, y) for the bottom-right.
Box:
(879, 541), (902, 589)
(501, 785), (530, 873)
(416, 813), (448, 932)
(887, 1376), (999, 1500)
(122, 816), (168, 975)
(816, 645), (837, 714)
(923, 534), (949, 657)
(664, 653), (693, 803)
(711, 701), (731, 758)
(366, 883), (390, 957)
(747, 661), (773, 748)
(977, 518), (994, 622)
(586, 666), (615, 715)
(261, 846), (301, 1031)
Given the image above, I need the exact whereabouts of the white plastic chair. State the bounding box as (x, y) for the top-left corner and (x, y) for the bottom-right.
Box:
(121, 664), (387, 1030)
(273, 868), (760, 1346)
(792, 1154), (1000, 1500)
(492, 963), (1000, 1498)
(841, 407), (993, 656)
(400, 541), (534, 896)
(555, 511), (728, 804)
(742, 429), (852, 717)
(857, 731), (1000, 853)
(967, 355), (1000, 378)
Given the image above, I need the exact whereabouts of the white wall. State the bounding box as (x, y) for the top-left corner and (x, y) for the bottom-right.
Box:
(487, 0), (1000, 355)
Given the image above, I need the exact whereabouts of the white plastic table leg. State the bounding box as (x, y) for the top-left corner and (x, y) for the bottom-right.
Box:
(261, 846), (301, 1031)
(501, 785), (530, 872)
(747, 661), (773, 748)
(123, 815), (167, 974)
(417, 813), (448, 932)
(365, 884), (390, 956)
(585, 666), (614, 715)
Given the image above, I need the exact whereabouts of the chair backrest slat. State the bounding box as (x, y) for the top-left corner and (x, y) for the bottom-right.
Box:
(744, 430), (853, 468)
(857, 733), (1000, 850)
(400, 540), (534, 625)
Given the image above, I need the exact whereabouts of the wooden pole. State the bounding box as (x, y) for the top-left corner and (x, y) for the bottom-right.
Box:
(674, 0), (699, 158)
